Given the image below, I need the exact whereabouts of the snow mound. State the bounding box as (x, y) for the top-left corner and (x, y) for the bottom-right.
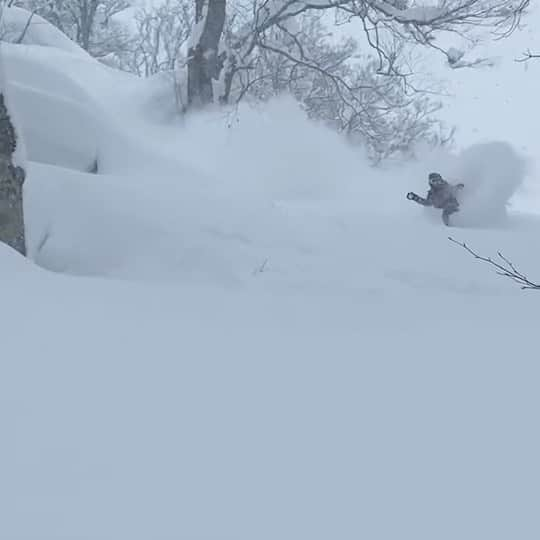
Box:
(10, 80), (98, 172)
(25, 160), (274, 284)
(3, 43), (100, 171)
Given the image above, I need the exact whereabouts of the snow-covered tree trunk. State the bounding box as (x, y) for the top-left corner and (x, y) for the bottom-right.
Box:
(187, 0), (226, 108)
(0, 46), (26, 256)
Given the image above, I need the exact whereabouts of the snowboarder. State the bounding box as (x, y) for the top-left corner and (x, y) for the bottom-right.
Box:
(407, 172), (464, 226)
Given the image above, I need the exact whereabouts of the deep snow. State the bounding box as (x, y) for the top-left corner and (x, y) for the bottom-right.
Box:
(1, 6), (540, 540)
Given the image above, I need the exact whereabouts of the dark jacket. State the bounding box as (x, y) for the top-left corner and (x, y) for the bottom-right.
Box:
(407, 180), (464, 225)
(425, 181), (462, 209)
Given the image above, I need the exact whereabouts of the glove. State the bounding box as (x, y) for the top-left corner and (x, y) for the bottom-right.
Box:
(456, 183), (464, 189)
(406, 192), (416, 200)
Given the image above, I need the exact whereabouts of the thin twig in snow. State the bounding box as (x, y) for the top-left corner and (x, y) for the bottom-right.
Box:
(449, 237), (540, 290)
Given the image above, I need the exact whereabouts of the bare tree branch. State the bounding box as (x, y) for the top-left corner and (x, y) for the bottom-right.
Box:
(14, 9), (36, 43)
(449, 237), (540, 290)
(516, 48), (540, 62)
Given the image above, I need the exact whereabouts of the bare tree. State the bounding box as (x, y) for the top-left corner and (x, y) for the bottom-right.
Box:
(120, 0), (194, 77)
(0, 43), (26, 255)
(117, 0), (528, 156)
(186, 0), (529, 105)
(224, 0), (529, 76)
(227, 12), (450, 160)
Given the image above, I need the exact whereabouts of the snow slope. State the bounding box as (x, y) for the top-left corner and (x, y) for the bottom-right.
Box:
(2, 7), (540, 540)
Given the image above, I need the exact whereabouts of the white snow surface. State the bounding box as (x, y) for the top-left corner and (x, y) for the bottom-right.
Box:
(2, 8), (540, 540)
(2, 39), (101, 171)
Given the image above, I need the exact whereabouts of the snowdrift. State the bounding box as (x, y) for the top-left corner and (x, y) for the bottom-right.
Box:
(3, 43), (99, 171)
(9, 79), (99, 172)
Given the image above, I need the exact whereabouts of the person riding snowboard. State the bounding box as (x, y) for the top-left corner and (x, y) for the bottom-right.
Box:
(407, 172), (464, 226)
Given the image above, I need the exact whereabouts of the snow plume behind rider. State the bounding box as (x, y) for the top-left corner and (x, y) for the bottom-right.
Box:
(451, 142), (527, 227)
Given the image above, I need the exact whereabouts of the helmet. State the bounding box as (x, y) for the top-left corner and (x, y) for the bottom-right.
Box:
(428, 172), (445, 187)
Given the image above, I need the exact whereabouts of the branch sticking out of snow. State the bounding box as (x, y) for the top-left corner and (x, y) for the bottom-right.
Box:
(449, 237), (540, 290)
(516, 49), (540, 62)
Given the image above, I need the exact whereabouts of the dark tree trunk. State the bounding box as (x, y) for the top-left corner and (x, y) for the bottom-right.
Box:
(187, 0), (226, 109)
(0, 93), (26, 256)
(79, 0), (99, 52)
